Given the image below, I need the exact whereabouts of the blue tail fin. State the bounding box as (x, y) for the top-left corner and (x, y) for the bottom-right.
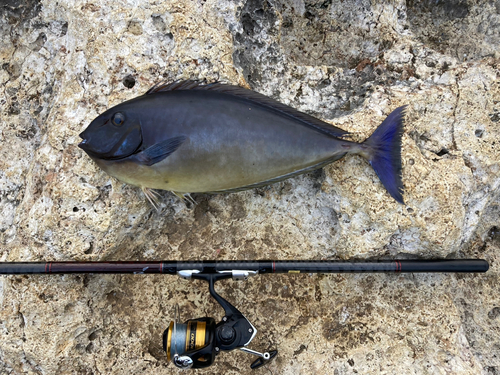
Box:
(364, 106), (406, 204)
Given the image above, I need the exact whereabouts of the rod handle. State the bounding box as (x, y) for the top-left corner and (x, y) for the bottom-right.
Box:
(399, 260), (489, 273)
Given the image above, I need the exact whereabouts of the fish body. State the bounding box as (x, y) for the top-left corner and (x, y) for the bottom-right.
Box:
(79, 81), (405, 205)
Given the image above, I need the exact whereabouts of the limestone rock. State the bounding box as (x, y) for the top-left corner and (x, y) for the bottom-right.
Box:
(0, 0), (499, 374)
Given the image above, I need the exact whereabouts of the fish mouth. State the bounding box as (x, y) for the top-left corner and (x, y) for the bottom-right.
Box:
(78, 137), (101, 157)
(78, 133), (90, 150)
(78, 131), (97, 154)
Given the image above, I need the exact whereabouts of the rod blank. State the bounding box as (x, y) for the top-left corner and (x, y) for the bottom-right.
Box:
(0, 259), (489, 275)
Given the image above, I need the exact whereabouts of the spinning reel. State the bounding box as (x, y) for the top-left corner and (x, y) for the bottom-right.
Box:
(163, 270), (277, 369)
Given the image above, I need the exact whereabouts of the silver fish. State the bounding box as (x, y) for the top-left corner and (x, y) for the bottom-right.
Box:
(79, 81), (405, 208)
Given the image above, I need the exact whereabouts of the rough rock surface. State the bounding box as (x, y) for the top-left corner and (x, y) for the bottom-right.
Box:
(0, 0), (499, 374)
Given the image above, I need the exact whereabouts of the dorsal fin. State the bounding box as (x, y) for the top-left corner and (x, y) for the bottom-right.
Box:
(146, 80), (349, 138)
(145, 80), (203, 94)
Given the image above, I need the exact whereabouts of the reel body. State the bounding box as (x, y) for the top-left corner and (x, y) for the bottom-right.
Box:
(162, 271), (277, 369)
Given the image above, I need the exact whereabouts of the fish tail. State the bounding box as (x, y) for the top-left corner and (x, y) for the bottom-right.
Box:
(362, 106), (406, 204)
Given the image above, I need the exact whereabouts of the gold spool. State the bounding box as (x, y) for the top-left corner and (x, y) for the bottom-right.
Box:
(166, 320), (208, 363)
(186, 321), (207, 351)
(166, 321), (174, 361)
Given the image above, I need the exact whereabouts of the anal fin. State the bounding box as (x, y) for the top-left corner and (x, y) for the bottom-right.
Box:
(206, 154), (345, 194)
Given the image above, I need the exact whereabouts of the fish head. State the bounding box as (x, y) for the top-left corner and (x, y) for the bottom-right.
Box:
(79, 104), (143, 160)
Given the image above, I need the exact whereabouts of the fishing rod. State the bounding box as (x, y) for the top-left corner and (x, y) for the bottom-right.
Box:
(0, 259), (489, 369)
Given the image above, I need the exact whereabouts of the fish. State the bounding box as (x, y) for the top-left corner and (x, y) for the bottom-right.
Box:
(78, 81), (406, 209)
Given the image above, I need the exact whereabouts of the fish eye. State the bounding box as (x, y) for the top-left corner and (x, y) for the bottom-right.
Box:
(112, 112), (125, 126)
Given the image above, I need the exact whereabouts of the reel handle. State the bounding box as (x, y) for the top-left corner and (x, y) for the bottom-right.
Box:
(250, 350), (279, 369)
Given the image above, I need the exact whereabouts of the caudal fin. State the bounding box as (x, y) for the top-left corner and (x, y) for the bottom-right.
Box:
(364, 106), (406, 204)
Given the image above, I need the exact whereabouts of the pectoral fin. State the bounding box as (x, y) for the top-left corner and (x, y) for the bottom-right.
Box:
(136, 136), (186, 166)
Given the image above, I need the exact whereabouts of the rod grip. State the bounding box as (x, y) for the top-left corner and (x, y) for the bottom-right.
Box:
(0, 262), (166, 274)
(399, 260), (489, 272)
(0, 262), (48, 274)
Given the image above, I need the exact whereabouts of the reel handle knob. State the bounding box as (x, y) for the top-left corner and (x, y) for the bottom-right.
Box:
(173, 355), (194, 369)
(250, 350), (278, 369)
